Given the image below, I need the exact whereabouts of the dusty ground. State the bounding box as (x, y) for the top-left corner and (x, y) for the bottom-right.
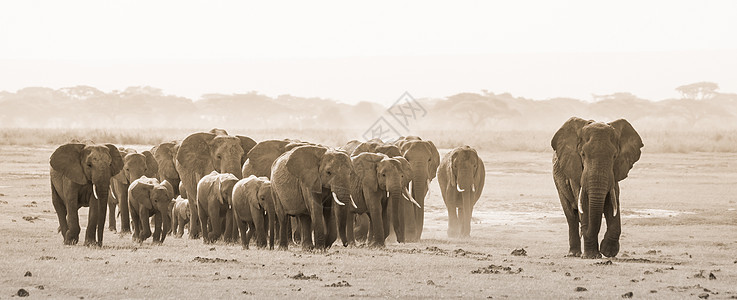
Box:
(1, 145), (736, 299)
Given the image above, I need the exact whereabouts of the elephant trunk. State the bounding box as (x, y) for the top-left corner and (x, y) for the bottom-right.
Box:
(92, 180), (110, 202)
(221, 159), (243, 179)
(584, 172), (610, 249)
(162, 213), (172, 241)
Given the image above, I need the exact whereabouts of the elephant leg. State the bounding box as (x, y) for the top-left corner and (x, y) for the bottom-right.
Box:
(224, 208), (235, 243)
(51, 185), (69, 242)
(95, 198), (107, 246)
(391, 196), (405, 243)
(277, 214), (289, 250)
(600, 186), (621, 258)
(129, 205), (141, 242)
(172, 214), (179, 237)
(345, 212), (355, 247)
(236, 219), (249, 249)
(413, 204), (424, 241)
(251, 206), (267, 248)
(324, 205), (337, 249)
(298, 214), (314, 250)
(189, 185), (201, 239)
(555, 178), (581, 257)
(336, 207), (349, 247)
(140, 211), (152, 242)
(84, 193), (99, 246)
(107, 199), (117, 232)
(198, 203), (210, 243)
(460, 191), (473, 237)
(446, 201), (460, 238)
(152, 213), (163, 244)
(290, 217), (301, 245)
(207, 207), (223, 243)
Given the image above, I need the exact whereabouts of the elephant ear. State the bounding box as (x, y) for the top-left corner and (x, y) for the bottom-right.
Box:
(609, 119), (644, 182)
(353, 153), (383, 192)
(427, 141), (440, 180)
(286, 146), (327, 193)
(551, 117), (592, 184)
(131, 179), (155, 211)
(243, 176), (262, 208)
(142, 150), (159, 179)
(209, 128), (228, 135)
(106, 144), (124, 177)
(177, 132), (216, 174)
(394, 157), (413, 186)
(179, 181), (187, 199)
(160, 179), (175, 200)
(153, 142), (179, 181)
(375, 145), (400, 157)
(50, 143), (88, 185)
(352, 142), (376, 156)
(236, 135), (258, 166)
(246, 140), (289, 177)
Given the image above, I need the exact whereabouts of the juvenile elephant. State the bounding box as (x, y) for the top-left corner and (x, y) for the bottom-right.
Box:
(128, 176), (174, 244)
(196, 171), (240, 244)
(552, 117), (643, 258)
(340, 152), (418, 247)
(438, 146), (485, 238)
(175, 131), (256, 240)
(271, 145), (355, 250)
(51, 143), (123, 246)
(393, 136), (440, 242)
(232, 175), (276, 249)
(108, 148), (158, 233)
(152, 141), (182, 197)
(171, 196), (190, 238)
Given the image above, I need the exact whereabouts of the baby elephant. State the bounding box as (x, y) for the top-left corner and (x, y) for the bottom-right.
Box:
(197, 171), (240, 244)
(232, 176), (276, 249)
(128, 176), (175, 244)
(171, 197), (190, 238)
(438, 146), (485, 238)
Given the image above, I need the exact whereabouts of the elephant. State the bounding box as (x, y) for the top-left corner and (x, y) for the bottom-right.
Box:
(242, 139), (291, 178)
(175, 130), (256, 240)
(171, 196), (190, 238)
(339, 152), (418, 247)
(271, 145), (355, 250)
(232, 175), (276, 249)
(108, 148), (158, 233)
(128, 176), (175, 244)
(552, 117), (643, 259)
(152, 141), (182, 197)
(392, 136), (440, 242)
(50, 143), (123, 246)
(437, 146), (485, 238)
(196, 171), (240, 244)
(168, 182), (187, 236)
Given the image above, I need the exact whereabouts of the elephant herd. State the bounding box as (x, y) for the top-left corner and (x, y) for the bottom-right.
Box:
(49, 117), (643, 259)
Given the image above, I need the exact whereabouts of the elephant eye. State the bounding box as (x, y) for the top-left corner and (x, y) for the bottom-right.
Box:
(382, 173), (386, 177)
(326, 171), (332, 176)
(87, 163), (92, 168)
(217, 155), (222, 160)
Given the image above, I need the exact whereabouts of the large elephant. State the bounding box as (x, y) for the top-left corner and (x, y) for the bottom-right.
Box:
(552, 117), (643, 258)
(128, 176), (174, 244)
(271, 145), (355, 250)
(437, 146), (485, 238)
(232, 175), (276, 249)
(242, 139), (291, 178)
(196, 171), (240, 244)
(340, 152), (418, 247)
(175, 131), (256, 240)
(152, 141), (182, 197)
(108, 148), (158, 233)
(393, 136), (440, 242)
(50, 143), (123, 246)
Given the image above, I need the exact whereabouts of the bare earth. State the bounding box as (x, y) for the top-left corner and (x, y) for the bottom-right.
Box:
(1, 145), (736, 299)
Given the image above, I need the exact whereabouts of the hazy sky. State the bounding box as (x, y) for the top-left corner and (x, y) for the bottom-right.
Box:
(1, 0), (736, 104)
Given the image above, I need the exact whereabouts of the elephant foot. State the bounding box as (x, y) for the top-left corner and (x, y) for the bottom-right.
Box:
(63, 238), (78, 245)
(152, 240), (163, 246)
(278, 245), (289, 251)
(175, 234), (183, 238)
(83, 240), (98, 247)
(108, 227), (117, 232)
(565, 250), (582, 257)
(119, 230), (131, 236)
(581, 251), (602, 259)
(600, 239), (620, 258)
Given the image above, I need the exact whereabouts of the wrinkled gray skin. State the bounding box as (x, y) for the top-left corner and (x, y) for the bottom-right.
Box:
(175, 130), (256, 240)
(393, 136), (440, 242)
(128, 177), (174, 244)
(108, 148), (158, 233)
(552, 117), (643, 259)
(271, 145), (354, 250)
(340, 152), (414, 248)
(50, 143), (123, 246)
(438, 146), (485, 238)
(232, 176), (276, 249)
(171, 196), (190, 238)
(196, 171), (240, 244)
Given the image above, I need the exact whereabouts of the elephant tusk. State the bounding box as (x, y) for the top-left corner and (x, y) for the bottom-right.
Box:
(386, 191), (389, 198)
(611, 187), (618, 217)
(110, 186), (116, 200)
(350, 194), (358, 209)
(331, 192), (346, 206)
(403, 187), (421, 209)
(456, 184), (465, 193)
(93, 185), (100, 200)
(577, 189), (583, 214)
(471, 184), (476, 193)
(408, 181), (413, 196)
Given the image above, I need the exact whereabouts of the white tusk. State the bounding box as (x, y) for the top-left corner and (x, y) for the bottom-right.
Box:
(350, 194), (358, 209)
(386, 191), (389, 198)
(577, 189), (583, 214)
(456, 184), (465, 192)
(403, 187), (421, 208)
(110, 186), (116, 200)
(471, 184), (476, 193)
(331, 192), (346, 206)
(611, 188), (618, 217)
(93, 185), (100, 200)
(408, 181), (413, 196)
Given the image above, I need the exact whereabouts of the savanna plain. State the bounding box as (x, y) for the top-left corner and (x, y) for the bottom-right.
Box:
(1, 135), (736, 299)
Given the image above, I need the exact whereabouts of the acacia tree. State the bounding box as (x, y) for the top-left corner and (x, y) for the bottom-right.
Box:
(676, 82), (719, 100)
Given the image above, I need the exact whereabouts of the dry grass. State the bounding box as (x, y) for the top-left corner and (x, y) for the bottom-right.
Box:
(0, 128), (735, 153)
